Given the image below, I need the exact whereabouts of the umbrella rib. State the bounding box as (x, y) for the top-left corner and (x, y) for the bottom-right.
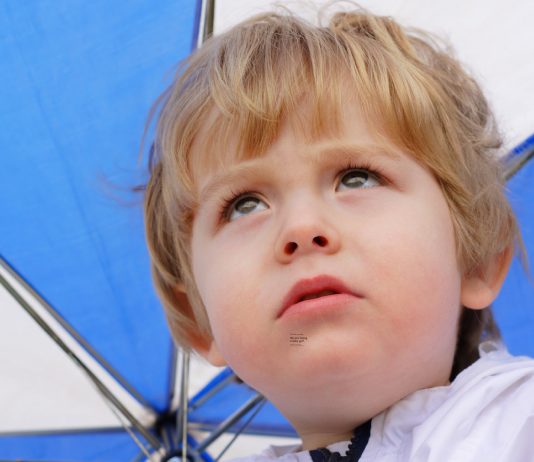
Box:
(0, 256), (153, 410)
(195, 393), (266, 453)
(214, 396), (267, 462)
(504, 133), (534, 180)
(0, 263), (162, 452)
(99, 390), (159, 461)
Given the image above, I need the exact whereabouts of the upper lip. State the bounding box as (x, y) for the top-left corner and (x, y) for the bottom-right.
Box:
(278, 274), (360, 318)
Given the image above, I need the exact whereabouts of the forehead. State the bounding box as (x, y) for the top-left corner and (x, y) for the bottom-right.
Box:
(188, 95), (398, 193)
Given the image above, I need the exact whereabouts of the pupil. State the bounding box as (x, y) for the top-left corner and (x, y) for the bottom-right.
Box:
(236, 197), (257, 213)
(345, 171), (367, 187)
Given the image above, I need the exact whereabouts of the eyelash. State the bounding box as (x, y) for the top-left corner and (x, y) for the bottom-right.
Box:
(217, 161), (387, 224)
(336, 161), (387, 189)
(217, 187), (259, 224)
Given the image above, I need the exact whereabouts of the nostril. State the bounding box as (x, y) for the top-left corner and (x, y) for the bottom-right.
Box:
(285, 242), (298, 254)
(313, 235), (328, 247)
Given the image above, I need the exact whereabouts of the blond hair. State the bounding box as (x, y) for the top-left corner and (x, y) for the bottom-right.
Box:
(144, 8), (519, 377)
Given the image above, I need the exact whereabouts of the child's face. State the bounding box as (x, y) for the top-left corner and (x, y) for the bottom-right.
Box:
(190, 102), (478, 440)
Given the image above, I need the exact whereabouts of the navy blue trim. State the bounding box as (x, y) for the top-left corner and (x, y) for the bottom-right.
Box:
(349, 420), (371, 460)
(308, 420), (371, 462)
(310, 448), (334, 462)
(511, 133), (534, 157)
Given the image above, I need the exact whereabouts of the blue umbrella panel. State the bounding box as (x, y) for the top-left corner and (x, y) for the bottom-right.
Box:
(494, 134), (534, 354)
(0, 0), (204, 460)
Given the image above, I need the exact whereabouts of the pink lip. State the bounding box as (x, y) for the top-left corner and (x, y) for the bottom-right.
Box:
(277, 274), (361, 319)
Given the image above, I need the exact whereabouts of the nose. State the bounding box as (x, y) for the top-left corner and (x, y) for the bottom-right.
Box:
(274, 209), (341, 264)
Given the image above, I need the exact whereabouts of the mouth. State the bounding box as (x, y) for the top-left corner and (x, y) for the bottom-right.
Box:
(298, 289), (339, 302)
(278, 275), (360, 319)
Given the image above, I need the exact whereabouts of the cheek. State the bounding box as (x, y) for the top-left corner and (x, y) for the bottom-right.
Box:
(191, 236), (265, 357)
(378, 192), (458, 281)
(364, 198), (462, 335)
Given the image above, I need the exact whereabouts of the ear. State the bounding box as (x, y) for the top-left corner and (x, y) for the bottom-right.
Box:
(173, 284), (228, 367)
(189, 334), (228, 367)
(461, 246), (513, 309)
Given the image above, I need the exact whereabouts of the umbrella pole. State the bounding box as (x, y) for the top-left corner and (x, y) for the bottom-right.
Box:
(175, 349), (191, 460)
(196, 0), (215, 49)
(170, 0), (213, 452)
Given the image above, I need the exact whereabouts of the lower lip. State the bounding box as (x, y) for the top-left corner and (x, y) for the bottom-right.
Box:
(279, 294), (359, 320)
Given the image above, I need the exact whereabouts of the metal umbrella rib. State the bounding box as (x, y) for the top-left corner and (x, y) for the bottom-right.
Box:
(0, 256), (152, 410)
(0, 257), (162, 453)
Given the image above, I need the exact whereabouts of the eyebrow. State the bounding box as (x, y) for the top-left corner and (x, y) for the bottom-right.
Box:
(198, 142), (401, 203)
(199, 163), (267, 204)
(317, 142), (401, 163)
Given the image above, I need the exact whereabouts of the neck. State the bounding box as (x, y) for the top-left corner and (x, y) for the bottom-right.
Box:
(299, 429), (355, 451)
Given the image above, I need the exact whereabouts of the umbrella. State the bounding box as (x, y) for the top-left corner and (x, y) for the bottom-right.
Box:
(0, 0), (223, 460)
(1, 0), (533, 460)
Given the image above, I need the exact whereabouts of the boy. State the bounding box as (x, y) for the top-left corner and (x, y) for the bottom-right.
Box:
(144, 7), (534, 461)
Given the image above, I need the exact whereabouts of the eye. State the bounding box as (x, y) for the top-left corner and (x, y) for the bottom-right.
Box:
(226, 194), (268, 222)
(336, 168), (380, 191)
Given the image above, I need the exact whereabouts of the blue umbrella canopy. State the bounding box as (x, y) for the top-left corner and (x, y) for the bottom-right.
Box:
(494, 135), (534, 354)
(0, 0), (202, 459)
(0, 0), (201, 409)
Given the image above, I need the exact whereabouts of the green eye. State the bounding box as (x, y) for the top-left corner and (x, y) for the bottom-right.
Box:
(228, 195), (268, 221)
(337, 169), (380, 190)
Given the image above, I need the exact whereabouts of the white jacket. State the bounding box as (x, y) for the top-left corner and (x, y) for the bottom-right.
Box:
(227, 342), (534, 462)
